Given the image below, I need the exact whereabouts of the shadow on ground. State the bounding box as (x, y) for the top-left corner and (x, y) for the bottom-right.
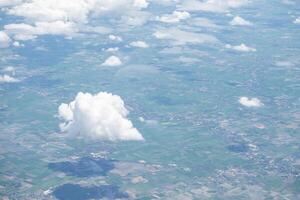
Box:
(48, 157), (115, 177)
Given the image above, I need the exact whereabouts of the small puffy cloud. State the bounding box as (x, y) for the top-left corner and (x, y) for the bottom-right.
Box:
(138, 117), (158, 125)
(153, 28), (218, 45)
(156, 11), (190, 23)
(230, 16), (252, 26)
(294, 17), (300, 24)
(133, 0), (149, 8)
(239, 97), (263, 107)
(0, 31), (11, 48)
(129, 40), (149, 48)
(0, 74), (20, 83)
(178, 0), (249, 13)
(58, 92), (144, 141)
(119, 10), (151, 26)
(12, 41), (24, 47)
(102, 56), (122, 66)
(109, 34), (123, 42)
(225, 43), (256, 52)
(131, 176), (148, 184)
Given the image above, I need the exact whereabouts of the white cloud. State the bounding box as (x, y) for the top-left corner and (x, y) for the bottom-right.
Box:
(58, 92), (144, 141)
(6, 0), (145, 23)
(0, 74), (20, 83)
(225, 43), (256, 52)
(154, 28), (218, 45)
(105, 47), (119, 52)
(102, 56), (122, 66)
(0, 31), (11, 48)
(230, 16), (252, 26)
(294, 17), (300, 24)
(3, 0), (150, 40)
(178, 0), (249, 13)
(7, 0), (93, 23)
(109, 34), (123, 42)
(138, 117), (158, 125)
(133, 0), (149, 8)
(156, 10), (190, 23)
(4, 21), (77, 41)
(130, 40), (149, 48)
(12, 41), (24, 47)
(239, 97), (263, 107)
(4, 23), (37, 40)
(119, 10), (151, 26)
(0, 0), (22, 7)
(131, 176), (148, 184)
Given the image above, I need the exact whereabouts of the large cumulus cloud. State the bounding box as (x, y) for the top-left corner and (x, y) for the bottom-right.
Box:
(58, 92), (144, 141)
(1, 0), (150, 42)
